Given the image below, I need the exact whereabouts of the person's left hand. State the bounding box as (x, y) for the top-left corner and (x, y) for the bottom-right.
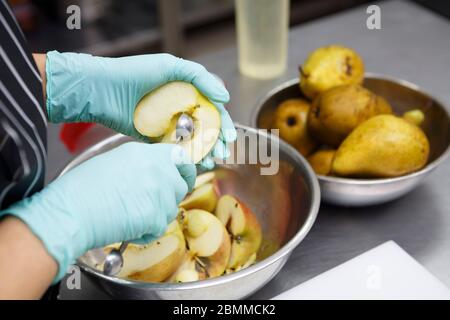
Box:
(45, 51), (236, 169)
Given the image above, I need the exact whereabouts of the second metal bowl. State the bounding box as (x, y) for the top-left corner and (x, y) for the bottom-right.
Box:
(252, 75), (450, 206)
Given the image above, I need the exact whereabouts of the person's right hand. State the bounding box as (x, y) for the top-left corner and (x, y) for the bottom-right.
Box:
(0, 142), (195, 281)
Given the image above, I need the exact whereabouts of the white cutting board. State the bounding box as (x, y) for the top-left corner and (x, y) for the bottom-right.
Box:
(273, 241), (450, 300)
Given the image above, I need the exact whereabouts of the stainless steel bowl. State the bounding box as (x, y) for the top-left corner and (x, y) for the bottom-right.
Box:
(252, 75), (450, 206)
(59, 124), (320, 299)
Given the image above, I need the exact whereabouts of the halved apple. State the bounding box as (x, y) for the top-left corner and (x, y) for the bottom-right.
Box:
(169, 209), (231, 282)
(179, 182), (218, 212)
(104, 220), (185, 282)
(215, 195), (262, 269)
(133, 81), (221, 163)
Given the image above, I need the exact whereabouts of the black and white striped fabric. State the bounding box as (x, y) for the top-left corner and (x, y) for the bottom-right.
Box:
(0, 0), (47, 209)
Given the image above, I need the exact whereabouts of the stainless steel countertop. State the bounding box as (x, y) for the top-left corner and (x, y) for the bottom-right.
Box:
(57, 0), (450, 299)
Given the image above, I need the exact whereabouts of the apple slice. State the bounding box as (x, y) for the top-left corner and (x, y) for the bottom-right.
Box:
(194, 171), (216, 190)
(175, 268), (200, 283)
(179, 182), (218, 212)
(215, 195), (262, 269)
(170, 209), (231, 282)
(167, 253), (199, 283)
(133, 81), (221, 163)
(104, 220), (185, 282)
(225, 253), (256, 274)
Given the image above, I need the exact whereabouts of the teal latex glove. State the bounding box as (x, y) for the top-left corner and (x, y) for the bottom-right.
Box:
(46, 51), (237, 169)
(0, 142), (195, 281)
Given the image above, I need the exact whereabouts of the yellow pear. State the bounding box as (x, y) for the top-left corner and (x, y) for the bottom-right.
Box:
(307, 149), (336, 176)
(332, 115), (430, 178)
(272, 99), (317, 156)
(308, 84), (392, 147)
(300, 45), (364, 99)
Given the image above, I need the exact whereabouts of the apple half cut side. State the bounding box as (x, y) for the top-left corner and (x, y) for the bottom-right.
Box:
(169, 209), (231, 282)
(215, 195), (262, 269)
(133, 81), (221, 164)
(179, 182), (218, 212)
(103, 220), (185, 282)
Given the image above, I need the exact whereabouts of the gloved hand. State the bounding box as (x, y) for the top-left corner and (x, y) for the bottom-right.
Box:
(45, 51), (237, 169)
(0, 142), (195, 281)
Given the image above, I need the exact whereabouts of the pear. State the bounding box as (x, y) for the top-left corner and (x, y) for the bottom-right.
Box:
(403, 109), (425, 126)
(308, 84), (392, 147)
(332, 115), (430, 178)
(272, 99), (317, 156)
(307, 149), (336, 176)
(300, 45), (365, 99)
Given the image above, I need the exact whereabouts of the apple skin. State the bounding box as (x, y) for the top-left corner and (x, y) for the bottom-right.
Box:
(225, 252), (256, 274)
(133, 81), (221, 164)
(215, 195), (262, 269)
(104, 220), (185, 282)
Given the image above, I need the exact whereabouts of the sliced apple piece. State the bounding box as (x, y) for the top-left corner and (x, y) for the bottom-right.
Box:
(167, 253), (200, 283)
(175, 269), (200, 283)
(170, 209), (231, 282)
(104, 220), (185, 282)
(133, 81), (221, 163)
(179, 182), (218, 212)
(241, 252), (257, 269)
(225, 252), (257, 274)
(194, 171), (216, 190)
(215, 195), (262, 269)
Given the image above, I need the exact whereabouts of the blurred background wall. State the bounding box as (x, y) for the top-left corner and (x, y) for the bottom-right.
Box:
(7, 0), (450, 59)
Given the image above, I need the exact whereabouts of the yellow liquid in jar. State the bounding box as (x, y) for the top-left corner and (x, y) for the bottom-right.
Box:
(235, 0), (289, 79)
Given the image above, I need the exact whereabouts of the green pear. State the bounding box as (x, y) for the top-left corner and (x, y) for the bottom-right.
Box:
(332, 115), (430, 178)
(403, 109), (425, 126)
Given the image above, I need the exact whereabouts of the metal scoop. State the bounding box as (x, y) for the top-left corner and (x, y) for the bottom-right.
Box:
(102, 241), (129, 276)
(103, 113), (194, 276)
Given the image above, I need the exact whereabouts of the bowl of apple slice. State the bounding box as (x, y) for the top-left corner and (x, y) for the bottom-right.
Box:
(60, 123), (320, 300)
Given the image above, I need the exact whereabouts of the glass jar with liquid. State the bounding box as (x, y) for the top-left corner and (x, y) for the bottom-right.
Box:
(235, 0), (290, 79)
